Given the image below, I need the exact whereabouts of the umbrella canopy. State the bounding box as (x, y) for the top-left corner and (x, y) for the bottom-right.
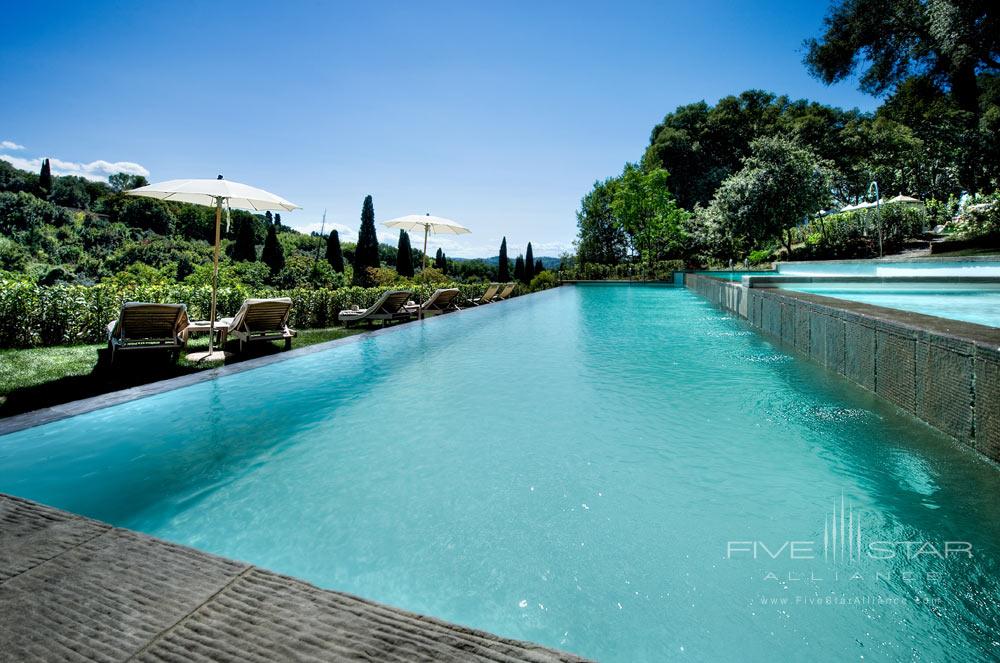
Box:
(886, 194), (922, 205)
(839, 201), (878, 212)
(128, 178), (299, 211)
(127, 178), (299, 361)
(382, 213), (470, 271)
(383, 213), (471, 236)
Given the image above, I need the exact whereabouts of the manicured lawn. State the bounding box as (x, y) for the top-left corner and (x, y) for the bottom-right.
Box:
(0, 327), (362, 418)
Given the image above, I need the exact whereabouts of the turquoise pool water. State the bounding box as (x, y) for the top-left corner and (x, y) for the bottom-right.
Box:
(691, 270), (773, 281)
(780, 283), (1000, 328)
(2, 285), (999, 661)
(777, 259), (1000, 278)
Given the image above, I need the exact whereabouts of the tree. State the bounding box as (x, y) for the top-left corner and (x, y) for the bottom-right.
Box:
(612, 164), (689, 267)
(498, 237), (510, 281)
(434, 248), (449, 274)
(524, 242), (534, 281)
(576, 177), (628, 265)
(49, 176), (90, 209)
(231, 216), (258, 262)
(352, 195), (379, 286)
(108, 172), (148, 193)
(38, 159), (52, 198)
(325, 230), (345, 272)
(804, 0), (1000, 189)
(115, 197), (175, 235)
(514, 255), (525, 283)
(274, 213), (282, 228)
(534, 259), (545, 274)
(265, 211), (273, 226)
(708, 136), (833, 256)
(805, 0), (998, 116)
(396, 230), (414, 277)
(261, 223), (285, 274)
(176, 257), (195, 281)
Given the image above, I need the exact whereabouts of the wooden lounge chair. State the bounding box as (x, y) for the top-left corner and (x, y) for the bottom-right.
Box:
(406, 288), (462, 317)
(468, 283), (500, 305)
(338, 289), (413, 327)
(219, 297), (297, 352)
(106, 302), (189, 364)
(495, 283), (516, 300)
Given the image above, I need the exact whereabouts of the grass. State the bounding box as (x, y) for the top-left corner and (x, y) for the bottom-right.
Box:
(0, 327), (362, 419)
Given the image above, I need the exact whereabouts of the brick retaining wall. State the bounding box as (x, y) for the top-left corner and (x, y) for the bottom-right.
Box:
(685, 273), (1000, 463)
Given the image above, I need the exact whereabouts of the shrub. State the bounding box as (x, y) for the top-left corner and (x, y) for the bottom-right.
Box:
(529, 271), (557, 291)
(747, 248), (774, 266)
(797, 204), (926, 259)
(0, 276), (526, 349)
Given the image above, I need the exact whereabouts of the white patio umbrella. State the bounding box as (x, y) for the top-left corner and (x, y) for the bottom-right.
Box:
(886, 194), (922, 205)
(382, 213), (471, 271)
(127, 177), (299, 361)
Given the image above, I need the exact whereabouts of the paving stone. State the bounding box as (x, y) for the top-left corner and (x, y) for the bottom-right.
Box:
(0, 495), (586, 663)
(0, 493), (109, 584)
(0, 515), (248, 662)
(137, 568), (586, 663)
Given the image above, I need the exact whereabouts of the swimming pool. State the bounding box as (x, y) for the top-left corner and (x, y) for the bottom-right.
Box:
(690, 270), (774, 281)
(778, 282), (1000, 328)
(2, 285), (999, 661)
(776, 258), (1000, 278)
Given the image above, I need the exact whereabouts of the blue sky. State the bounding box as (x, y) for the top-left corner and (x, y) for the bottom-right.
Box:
(0, 1), (875, 258)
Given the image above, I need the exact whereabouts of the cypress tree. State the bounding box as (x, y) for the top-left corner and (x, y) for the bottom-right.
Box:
(524, 242), (534, 282)
(264, 211), (273, 226)
(274, 213), (282, 228)
(352, 195), (380, 286)
(534, 259), (545, 274)
(261, 223), (285, 274)
(434, 248), (446, 271)
(396, 230), (414, 277)
(38, 158), (52, 197)
(514, 255), (525, 282)
(498, 237), (510, 281)
(232, 217), (258, 262)
(326, 229), (345, 272)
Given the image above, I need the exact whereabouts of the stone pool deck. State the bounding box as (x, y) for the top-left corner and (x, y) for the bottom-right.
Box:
(0, 493), (586, 662)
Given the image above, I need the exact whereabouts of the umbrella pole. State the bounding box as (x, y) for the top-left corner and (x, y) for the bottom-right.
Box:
(420, 225), (430, 320)
(209, 197), (222, 355)
(422, 225), (429, 271)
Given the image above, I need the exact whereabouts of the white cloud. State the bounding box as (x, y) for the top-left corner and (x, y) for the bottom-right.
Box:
(0, 153), (150, 182)
(1, 140), (25, 150)
(290, 220), (357, 242)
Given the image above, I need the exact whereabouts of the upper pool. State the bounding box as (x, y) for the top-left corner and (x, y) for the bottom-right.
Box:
(777, 282), (1000, 328)
(2, 285), (999, 662)
(776, 258), (1000, 278)
(689, 270), (775, 281)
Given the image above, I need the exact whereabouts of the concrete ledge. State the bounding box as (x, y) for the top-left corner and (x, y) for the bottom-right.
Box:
(685, 273), (1000, 464)
(0, 493), (587, 663)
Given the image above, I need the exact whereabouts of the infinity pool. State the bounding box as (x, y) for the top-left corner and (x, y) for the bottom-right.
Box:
(2, 286), (999, 661)
(779, 283), (1000, 328)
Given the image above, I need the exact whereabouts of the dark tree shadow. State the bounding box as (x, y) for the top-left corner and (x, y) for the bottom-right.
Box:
(0, 340), (295, 418)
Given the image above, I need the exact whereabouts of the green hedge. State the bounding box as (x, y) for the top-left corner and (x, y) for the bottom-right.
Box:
(560, 260), (685, 281)
(0, 277), (509, 348)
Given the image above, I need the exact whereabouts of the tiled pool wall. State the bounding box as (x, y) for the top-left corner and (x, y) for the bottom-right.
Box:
(685, 273), (1000, 464)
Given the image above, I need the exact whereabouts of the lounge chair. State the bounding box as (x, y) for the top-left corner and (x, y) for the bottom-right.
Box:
(495, 283), (516, 300)
(106, 302), (189, 364)
(468, 283), (500, 305)
(338, 289), (413, 327)
(406, 288), (462, 317)
(219, 297), (297, 352)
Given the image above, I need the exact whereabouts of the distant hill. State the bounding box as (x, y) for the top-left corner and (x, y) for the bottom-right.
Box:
(454, 255), (561, 269)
